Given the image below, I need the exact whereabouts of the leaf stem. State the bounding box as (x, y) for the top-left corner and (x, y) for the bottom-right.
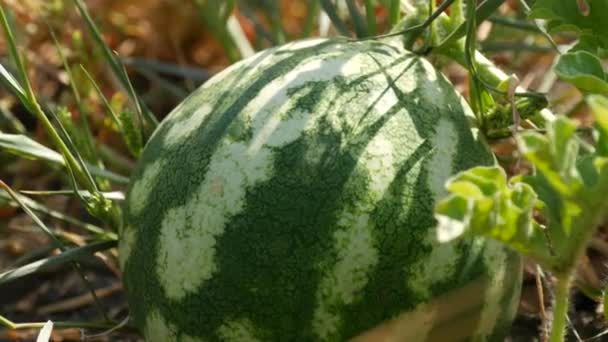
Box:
(550, 273), (572, 342)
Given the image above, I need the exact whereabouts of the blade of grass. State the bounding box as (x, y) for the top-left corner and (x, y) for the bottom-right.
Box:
(236, 0), (277, 44)
(389, 0), (400, 27)
(128, 65), (189, 99)
(361, 0), (456, 42)
(20, 190), (124, 201)
(0, 5), (98, 194)
(318, 7), (332, 36)
(227, 15), (255, 58)
(320, 0), (351, 36)
(87, 165), (128, 184)
(0, 63), (29, 107)
(363, 0), (377, 36)
(0, 105), (26, 133)
(0, 190), (113, 237)
(0, 240), (116, 285)
(0, 8), (29, 93)
(49, 27), (99, 166)
(345, 0), (369, 37)
(0, 132), (128, 183)
(262, 0), (287, 43)
(49, 107), (101, 196)
(0, 180), (110, 320)
(80, 66), (143, 157)
(216, 0), (234, 22)
(0, 132), (64, 163)
(11, 245), (57, 268)
(121, 57), (210, 82)
(98, 144), (135, 173)
(70, 0), (158, 133)
(0, 316), (124, 332)
(302, 0), (320, 37)
(35, 320), (53, 342)
(194, 0), (241, 62)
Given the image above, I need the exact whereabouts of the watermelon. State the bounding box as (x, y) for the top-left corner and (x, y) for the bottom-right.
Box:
(120, 37), (522, 341)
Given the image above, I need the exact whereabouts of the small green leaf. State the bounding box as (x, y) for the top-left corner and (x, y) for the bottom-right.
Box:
(555, 51), (608, 96)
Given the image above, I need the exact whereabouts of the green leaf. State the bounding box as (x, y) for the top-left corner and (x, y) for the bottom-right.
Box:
(437, 114), (608, 274)
(434, 166), (551, 264)
(529, 0), (608, 48)
(554, 51), (608, 96)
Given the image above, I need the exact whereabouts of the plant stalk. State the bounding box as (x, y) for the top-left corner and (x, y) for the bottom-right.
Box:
(550, 273), (572, 342)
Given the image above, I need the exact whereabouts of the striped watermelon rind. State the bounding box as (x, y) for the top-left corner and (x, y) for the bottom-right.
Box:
(120, 37), (522, 341)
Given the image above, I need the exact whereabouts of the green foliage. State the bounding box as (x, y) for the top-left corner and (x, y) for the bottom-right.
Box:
(435, 166), (548, 263)
(436, 114), (608, 273)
